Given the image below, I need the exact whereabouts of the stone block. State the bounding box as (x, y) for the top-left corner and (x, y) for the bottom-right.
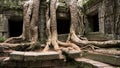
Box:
(0, 46), (4, 52)
(36, 51), (60, 61)
(116, 0), (120, 6)
(0, 26), (4, 30)
(83, 51), (120, 66)
(105, 6), (114, 16)
(24, 52), (38, 61)
(0, 57), (17, 67)
(29, 61), (42, 67)
(62, 50), (80, 58)
(67, 50), (80, 58)
(99, 18), (105, 33)
(29, 59), (64, 67)
(24, 51), (60, 61)
(40, 60), (55, 67)
(10, 51), (24, 61)
(75, 58), (115, 68)
(53, 59), (64, 66)
(16, 61), (29, 67)
(0, 33), (2, 36)
(58, 34), (68, 42)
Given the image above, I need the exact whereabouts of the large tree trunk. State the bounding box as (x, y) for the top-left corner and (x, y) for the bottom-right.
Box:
(43, 0), (81, 53)
(50, 0), (60, 51)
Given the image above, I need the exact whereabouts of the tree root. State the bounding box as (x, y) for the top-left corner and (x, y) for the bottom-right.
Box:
(0, 43), (31, 50)
(57, 40), (81, 52)
(4, 36), (24, 43)
(70, 32), (120, 48)
(81, 44), (100, 51)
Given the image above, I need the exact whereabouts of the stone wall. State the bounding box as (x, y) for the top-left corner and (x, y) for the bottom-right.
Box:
(114, 0), (120, 39)
(0, 0), (27, 10)
(0, 0), (26, 38)
(84, 0), (120, 40)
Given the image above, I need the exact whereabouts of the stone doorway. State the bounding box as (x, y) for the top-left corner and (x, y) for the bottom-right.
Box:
(57, 19), (70, 34)
(88, 13), (99, 32)
(8, 16), (23, 37)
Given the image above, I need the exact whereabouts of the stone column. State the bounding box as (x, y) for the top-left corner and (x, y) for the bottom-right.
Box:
(0, 14), (8, 38)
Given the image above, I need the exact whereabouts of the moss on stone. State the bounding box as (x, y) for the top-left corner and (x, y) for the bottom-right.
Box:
(83, 0), (97, 6)
(0, 0), (23, 10)
(0, 37), (6, 42)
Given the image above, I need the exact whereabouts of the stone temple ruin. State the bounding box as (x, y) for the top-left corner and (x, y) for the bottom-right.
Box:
(83, 0), (120, 40)
(0, 0), (120, 68)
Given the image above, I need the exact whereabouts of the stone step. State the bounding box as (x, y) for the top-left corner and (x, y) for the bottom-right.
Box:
(61, 49), (80, 58)
(75, 58), (116, 68)
(10, 51), (60, 61)
(0, 57), (65, 68)
(0, 50), (12, 57)
(0, 57), (116, 68)
(85, 32), (113, 41)
(82, 51), (120, 66)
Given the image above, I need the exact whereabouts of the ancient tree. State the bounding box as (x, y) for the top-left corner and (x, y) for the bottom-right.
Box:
(0, 0), (120, 53)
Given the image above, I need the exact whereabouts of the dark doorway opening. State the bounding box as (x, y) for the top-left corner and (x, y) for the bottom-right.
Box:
(57, 19), (70, 34)
(88, 13), (99, 32)
(93, 14), (99, 32)
(8, 17), (23, 37)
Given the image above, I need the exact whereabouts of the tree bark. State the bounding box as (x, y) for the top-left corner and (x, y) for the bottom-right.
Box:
(50, 0), (60, 51)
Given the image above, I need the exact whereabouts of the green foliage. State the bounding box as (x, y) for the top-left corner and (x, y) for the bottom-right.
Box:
(0, 0), (23, 10)
(83, 0), (96, 6)
(0, 37), (6, 42)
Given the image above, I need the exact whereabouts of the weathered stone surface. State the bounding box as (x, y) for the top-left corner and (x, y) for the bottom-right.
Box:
(82, 51), (120, 66)
(29, 60), (61, 67)
(0, 57), (7, 63)
(62, 49), (80, 58)
(85, 32), (114, 41)
(24, 52), (38, 61)
(10, 51), (24, 61)
(75, 58), (115, 68)
(0, 14), (8, 37)
(67, 50), (80, 58)
(0, 46), (4, 52)
(10, 51), (60, 61)
(36, 51), (60, 61)
(58, 34), (68, 41)
(0, 57), (17, 67)
(84, 0), (120, 40)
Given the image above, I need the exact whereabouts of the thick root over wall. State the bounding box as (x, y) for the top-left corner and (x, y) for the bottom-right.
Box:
(0, 0), (120, 54)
